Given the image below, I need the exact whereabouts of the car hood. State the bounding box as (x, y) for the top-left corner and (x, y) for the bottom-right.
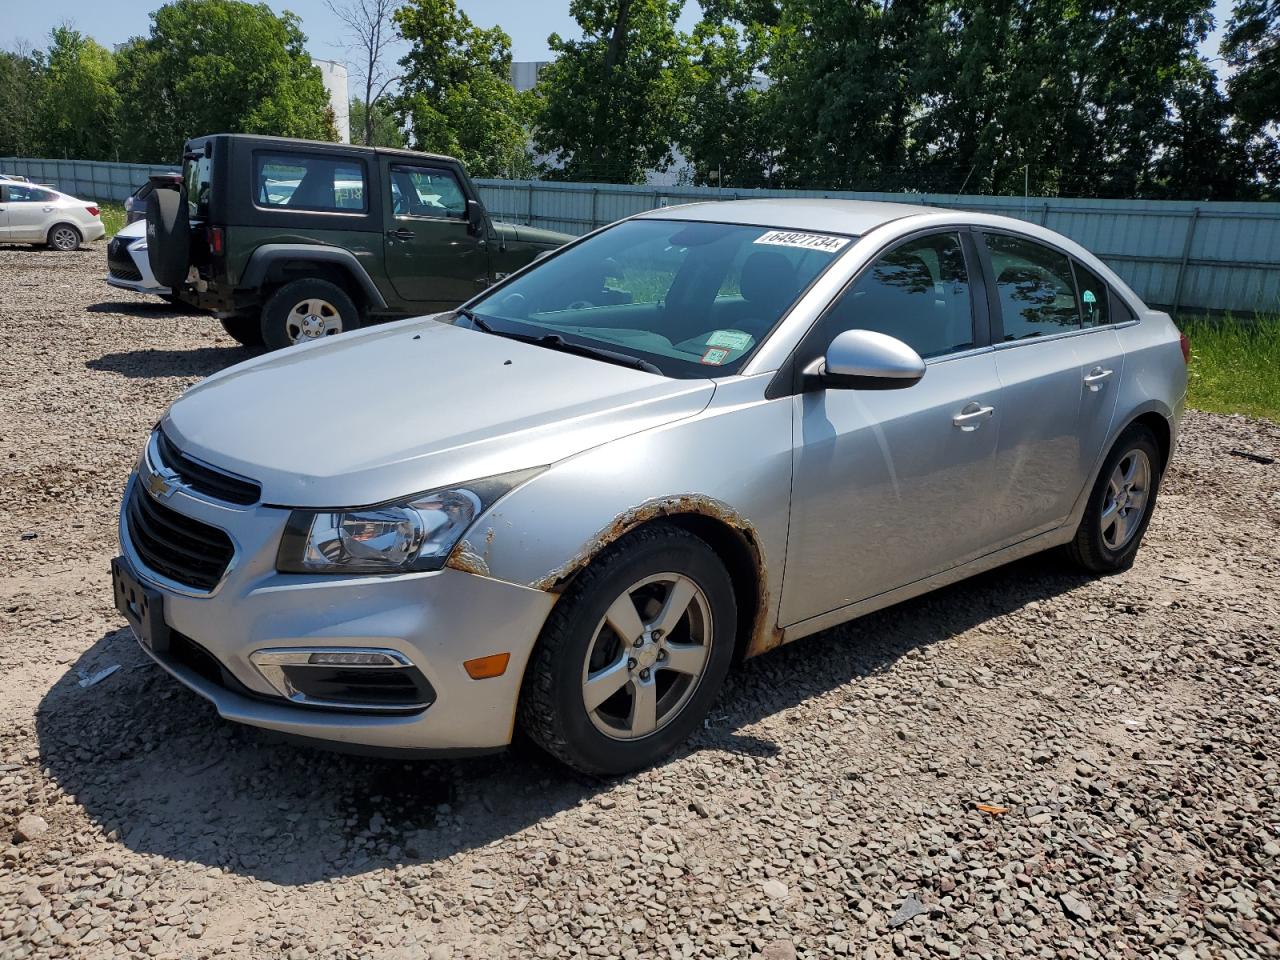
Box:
(162, 318), (715, 508)
(115, 219), (147, 241)
(493, 221), (575, 247)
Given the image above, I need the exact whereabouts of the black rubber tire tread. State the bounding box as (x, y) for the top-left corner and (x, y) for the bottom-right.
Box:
(46, 223), (81, 251)
(1067, 423), (1163, 574)
(219, 315), (264, 348)
(260, 278), (360, 351)
(145, 184), (190, 288)
(518, 522), (737, 777)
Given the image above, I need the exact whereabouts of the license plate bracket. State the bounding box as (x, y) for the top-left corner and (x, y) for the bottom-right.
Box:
(111, 557), (170, 654)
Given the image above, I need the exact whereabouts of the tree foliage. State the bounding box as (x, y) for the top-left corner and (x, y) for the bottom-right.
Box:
(328, 0), (401, 146)
(394, 0), (533, 178)
(0, 47), (48, 158)
(532, 0), (689, 183)
(113, 0), (336, 163)
(37, 28), (119, 161)
(350, 98), (406, 147)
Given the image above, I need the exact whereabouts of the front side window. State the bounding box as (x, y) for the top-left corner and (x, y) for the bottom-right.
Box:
(985, 233), (1081, 339)
(461, 219), (850, 378)
(816, 233), (974, 359)
(389, 164), (467, 219)
(1072, 261), (1111, 326)
(255, 152), (367, 212)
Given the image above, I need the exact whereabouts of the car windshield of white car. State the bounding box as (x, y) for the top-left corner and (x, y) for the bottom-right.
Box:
(463, 218), (853, 378)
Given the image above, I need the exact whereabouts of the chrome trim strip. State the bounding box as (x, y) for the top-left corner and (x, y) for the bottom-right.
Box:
(991, 320), (1138, 351)
(249, 646), (432, 713)
(147, 429), (260, 508)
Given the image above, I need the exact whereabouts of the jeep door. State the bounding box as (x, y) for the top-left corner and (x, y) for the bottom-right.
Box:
(381, 160), (489, 309)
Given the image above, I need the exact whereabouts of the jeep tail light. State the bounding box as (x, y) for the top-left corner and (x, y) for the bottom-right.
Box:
(207, 226), (224, 256)
(1179, 332), (1190, 364)
(86, 205), (100, 217)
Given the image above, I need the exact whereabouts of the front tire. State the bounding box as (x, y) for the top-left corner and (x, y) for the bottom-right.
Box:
(1067, 424), (1163, 574)
(47, 223), (81, 252)
(261, 278), (360, 350)
(519, 523), (737, 776)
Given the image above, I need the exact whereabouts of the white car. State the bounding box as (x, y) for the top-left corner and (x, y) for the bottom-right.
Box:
(0, 181), (105, 250)
(106, 219), (170, 295)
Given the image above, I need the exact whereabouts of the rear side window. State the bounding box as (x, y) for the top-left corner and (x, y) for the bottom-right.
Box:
(255, 152), (367, 212)
(1072, 261), (1110, 326)
(5, 184), (55, 202)
(985, 233), (1080, 339)
(818, 232), (975, 359)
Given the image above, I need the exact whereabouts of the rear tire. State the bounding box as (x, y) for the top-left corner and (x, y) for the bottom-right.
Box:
(1067, 424), (1163, 574)
(260, 278), (360, 350)
(518, 523), (736, 776)
(47, 223), (81, 252)
(220, 315), (264, 348)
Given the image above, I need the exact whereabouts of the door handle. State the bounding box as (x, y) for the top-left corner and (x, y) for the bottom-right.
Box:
(386, 228), (415, 241)
(1083, 366), (1114, 391)
(952, 402), (995, 431)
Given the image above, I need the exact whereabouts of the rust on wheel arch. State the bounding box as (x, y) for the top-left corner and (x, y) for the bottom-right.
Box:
(529, 494), (783, 659)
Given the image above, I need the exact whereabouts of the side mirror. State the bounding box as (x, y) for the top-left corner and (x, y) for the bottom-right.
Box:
(466, 199), (486, 236)
(808, 329), (926, 390)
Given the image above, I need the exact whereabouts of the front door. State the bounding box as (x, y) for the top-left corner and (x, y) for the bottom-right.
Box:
(382, 161), (488, 309)
(781, 231), (1003, 626)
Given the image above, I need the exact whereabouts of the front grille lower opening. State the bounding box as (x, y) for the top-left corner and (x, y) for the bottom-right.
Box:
(126, 483), (234, 592)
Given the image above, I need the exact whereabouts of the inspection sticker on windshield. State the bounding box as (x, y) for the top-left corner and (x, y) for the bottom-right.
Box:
(754, 230), (851, 253)
(707, 329), (753, 351)
(700, 347), (732, 366)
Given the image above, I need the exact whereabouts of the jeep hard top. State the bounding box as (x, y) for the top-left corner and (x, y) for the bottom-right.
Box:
(147, 133), (572, 349)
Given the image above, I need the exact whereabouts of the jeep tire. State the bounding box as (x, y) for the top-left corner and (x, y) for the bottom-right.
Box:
(260, 278), (360, 350)
(220, 315), (264, 348)
(146, 182), (191, 289)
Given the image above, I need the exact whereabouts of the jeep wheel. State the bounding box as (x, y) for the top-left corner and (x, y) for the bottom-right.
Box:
(220, 315), (264, 348)
(145, 181), (191, 288)
(261, 279), (360, 350)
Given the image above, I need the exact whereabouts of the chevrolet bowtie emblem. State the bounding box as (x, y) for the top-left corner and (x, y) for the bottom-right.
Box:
(146, 469), (179, 500)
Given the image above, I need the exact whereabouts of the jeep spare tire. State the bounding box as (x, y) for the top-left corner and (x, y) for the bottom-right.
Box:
(146, 179), (191, 290)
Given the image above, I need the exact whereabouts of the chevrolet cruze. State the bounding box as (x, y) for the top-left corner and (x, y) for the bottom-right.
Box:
(111, 199), (1187, 775)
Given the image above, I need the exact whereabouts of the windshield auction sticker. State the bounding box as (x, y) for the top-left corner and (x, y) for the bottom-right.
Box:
(700, 346), (732, 365)
(753, 230), (851, 253)
(707, 329), (753, 351)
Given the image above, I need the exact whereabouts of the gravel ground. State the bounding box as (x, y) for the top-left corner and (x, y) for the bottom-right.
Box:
(1, 245), (1278, 960)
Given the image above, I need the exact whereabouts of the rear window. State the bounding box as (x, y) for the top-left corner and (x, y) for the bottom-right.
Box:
(254, 152), (367, 212)
(185, 149), (212, 219)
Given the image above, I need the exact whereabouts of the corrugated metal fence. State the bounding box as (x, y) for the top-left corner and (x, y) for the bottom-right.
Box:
(6, 156), (1279, 315)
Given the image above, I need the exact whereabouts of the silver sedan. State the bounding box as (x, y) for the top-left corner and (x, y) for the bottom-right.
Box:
(111, 199), (1187, 774)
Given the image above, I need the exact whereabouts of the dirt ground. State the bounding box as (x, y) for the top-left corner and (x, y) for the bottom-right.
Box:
(1, 244), (1278, 960)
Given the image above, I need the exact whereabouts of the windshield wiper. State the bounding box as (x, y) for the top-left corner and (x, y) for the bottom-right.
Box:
(456, 309), (662, 375)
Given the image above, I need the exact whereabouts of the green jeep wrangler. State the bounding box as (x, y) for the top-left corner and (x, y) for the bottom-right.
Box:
(147, 134), (573, 349)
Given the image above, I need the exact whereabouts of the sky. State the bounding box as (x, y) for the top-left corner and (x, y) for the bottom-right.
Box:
(1, 0), (700, 63)
(1, 0), (1234, 68)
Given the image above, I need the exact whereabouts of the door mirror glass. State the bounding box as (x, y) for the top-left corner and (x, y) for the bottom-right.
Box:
(816, 328), (926, 390)
(467, 199), (486, 235)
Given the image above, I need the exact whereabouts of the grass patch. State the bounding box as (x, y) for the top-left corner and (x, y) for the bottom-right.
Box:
(1178, 312), (1280, 421)
(99, 201), (126, 239)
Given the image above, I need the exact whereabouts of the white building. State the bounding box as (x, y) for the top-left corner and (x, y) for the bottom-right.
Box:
(312, 59), (351, 143)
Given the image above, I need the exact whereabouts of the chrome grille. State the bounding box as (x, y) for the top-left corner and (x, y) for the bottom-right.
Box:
(125, 482), (234, 592)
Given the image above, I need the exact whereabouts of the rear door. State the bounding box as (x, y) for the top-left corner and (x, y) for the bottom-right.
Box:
(979, 231), (1124, 548)
(0, 185), (9, 238)
(2, 184), (57, 241)
(780, 230), (1003, 625)
(381, 160), (488, 309)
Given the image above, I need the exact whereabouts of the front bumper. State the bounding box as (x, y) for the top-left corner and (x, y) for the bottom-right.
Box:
(115, 475), (556, 753)
(106, 276), (171, 295)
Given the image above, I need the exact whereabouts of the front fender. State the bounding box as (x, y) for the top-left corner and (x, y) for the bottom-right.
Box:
(454, 375), (794, 656)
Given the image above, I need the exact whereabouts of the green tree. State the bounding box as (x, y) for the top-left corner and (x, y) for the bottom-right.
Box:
(1222, 0), (1280, 192)
(533, 0), (689, 183)
(394, 0), (533, 178)
(350, 98), (406, 147)
(0, 47), (48, 157)
(37, 27), (119, 160)
(114, 0), (336, 164)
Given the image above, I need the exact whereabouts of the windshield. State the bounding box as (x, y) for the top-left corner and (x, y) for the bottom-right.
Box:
(460, 218), (853, 378)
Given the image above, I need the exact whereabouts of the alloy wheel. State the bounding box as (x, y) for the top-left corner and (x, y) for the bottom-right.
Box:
(285, 298), (344, 343)
(581, 572), (714, 741)
(51, 227), (78, 251)
(1100, 448), (1151, 550)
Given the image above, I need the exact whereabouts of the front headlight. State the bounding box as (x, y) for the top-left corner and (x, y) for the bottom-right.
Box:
(276, 469), (540, 574)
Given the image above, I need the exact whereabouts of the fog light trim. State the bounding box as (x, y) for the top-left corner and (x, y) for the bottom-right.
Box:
(250, 646), (434, 712)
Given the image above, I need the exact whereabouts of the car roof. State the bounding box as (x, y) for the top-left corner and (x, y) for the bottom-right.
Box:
(633, 198), (943, 235)
(187, 133), (460, 167)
